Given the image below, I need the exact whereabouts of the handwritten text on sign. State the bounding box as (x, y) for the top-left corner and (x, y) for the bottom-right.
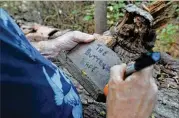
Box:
(68, 40), (121, 90)
(81, 44), (110, 73)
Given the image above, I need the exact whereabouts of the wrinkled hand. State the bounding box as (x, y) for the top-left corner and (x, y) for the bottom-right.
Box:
(32, 31), (94, 58)
(107, 64), (158, 118)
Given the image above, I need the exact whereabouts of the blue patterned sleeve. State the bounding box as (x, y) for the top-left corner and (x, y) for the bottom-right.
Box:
(0, 8), (82, 118)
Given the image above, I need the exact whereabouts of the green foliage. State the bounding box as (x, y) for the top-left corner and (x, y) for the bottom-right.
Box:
(157, 24), (178, 44)
(99, 111), (106, 116)
(173, 4), (179, 13)
(176, 8), (179, 12)
(83, 1), (125, 27)
(154, 24), (179, 58)
(83, 4), (94, 21)
(83, 15), (93, 21)
(107, 1), (125, 26)
(72, 10), (78, 14)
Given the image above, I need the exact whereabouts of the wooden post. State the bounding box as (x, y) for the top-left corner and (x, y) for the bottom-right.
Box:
(94, 1), (107, 34)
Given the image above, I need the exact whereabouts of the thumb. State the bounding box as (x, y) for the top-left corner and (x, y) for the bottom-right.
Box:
(110, 64), (127, 82)
(126, 65), (153, 82)
(140, 65), (153, 78)
(72, 31), (95, 43)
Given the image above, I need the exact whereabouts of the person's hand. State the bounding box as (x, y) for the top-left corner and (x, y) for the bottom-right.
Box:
(31, 31), (94, 58)
(107, 64), (158, 118)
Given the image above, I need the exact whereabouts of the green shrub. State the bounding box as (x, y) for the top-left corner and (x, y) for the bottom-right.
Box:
(157, 24), (178, 44)
(153, 24), (179, 58)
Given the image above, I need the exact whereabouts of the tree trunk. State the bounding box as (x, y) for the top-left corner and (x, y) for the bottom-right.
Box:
(94, 1), (107, 34)
(147, 1), (178, 29)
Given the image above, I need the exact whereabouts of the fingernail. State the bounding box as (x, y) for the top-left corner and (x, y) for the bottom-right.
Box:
(121, 63), (127, 69)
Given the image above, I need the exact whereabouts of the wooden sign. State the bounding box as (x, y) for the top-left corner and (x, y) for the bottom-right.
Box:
(61, 40), (121, 100)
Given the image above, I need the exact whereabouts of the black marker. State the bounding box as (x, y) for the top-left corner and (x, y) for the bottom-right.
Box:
(125, 52), (161, 78)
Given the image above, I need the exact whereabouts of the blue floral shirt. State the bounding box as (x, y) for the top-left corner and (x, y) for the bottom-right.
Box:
(0, 8), (82, 118)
